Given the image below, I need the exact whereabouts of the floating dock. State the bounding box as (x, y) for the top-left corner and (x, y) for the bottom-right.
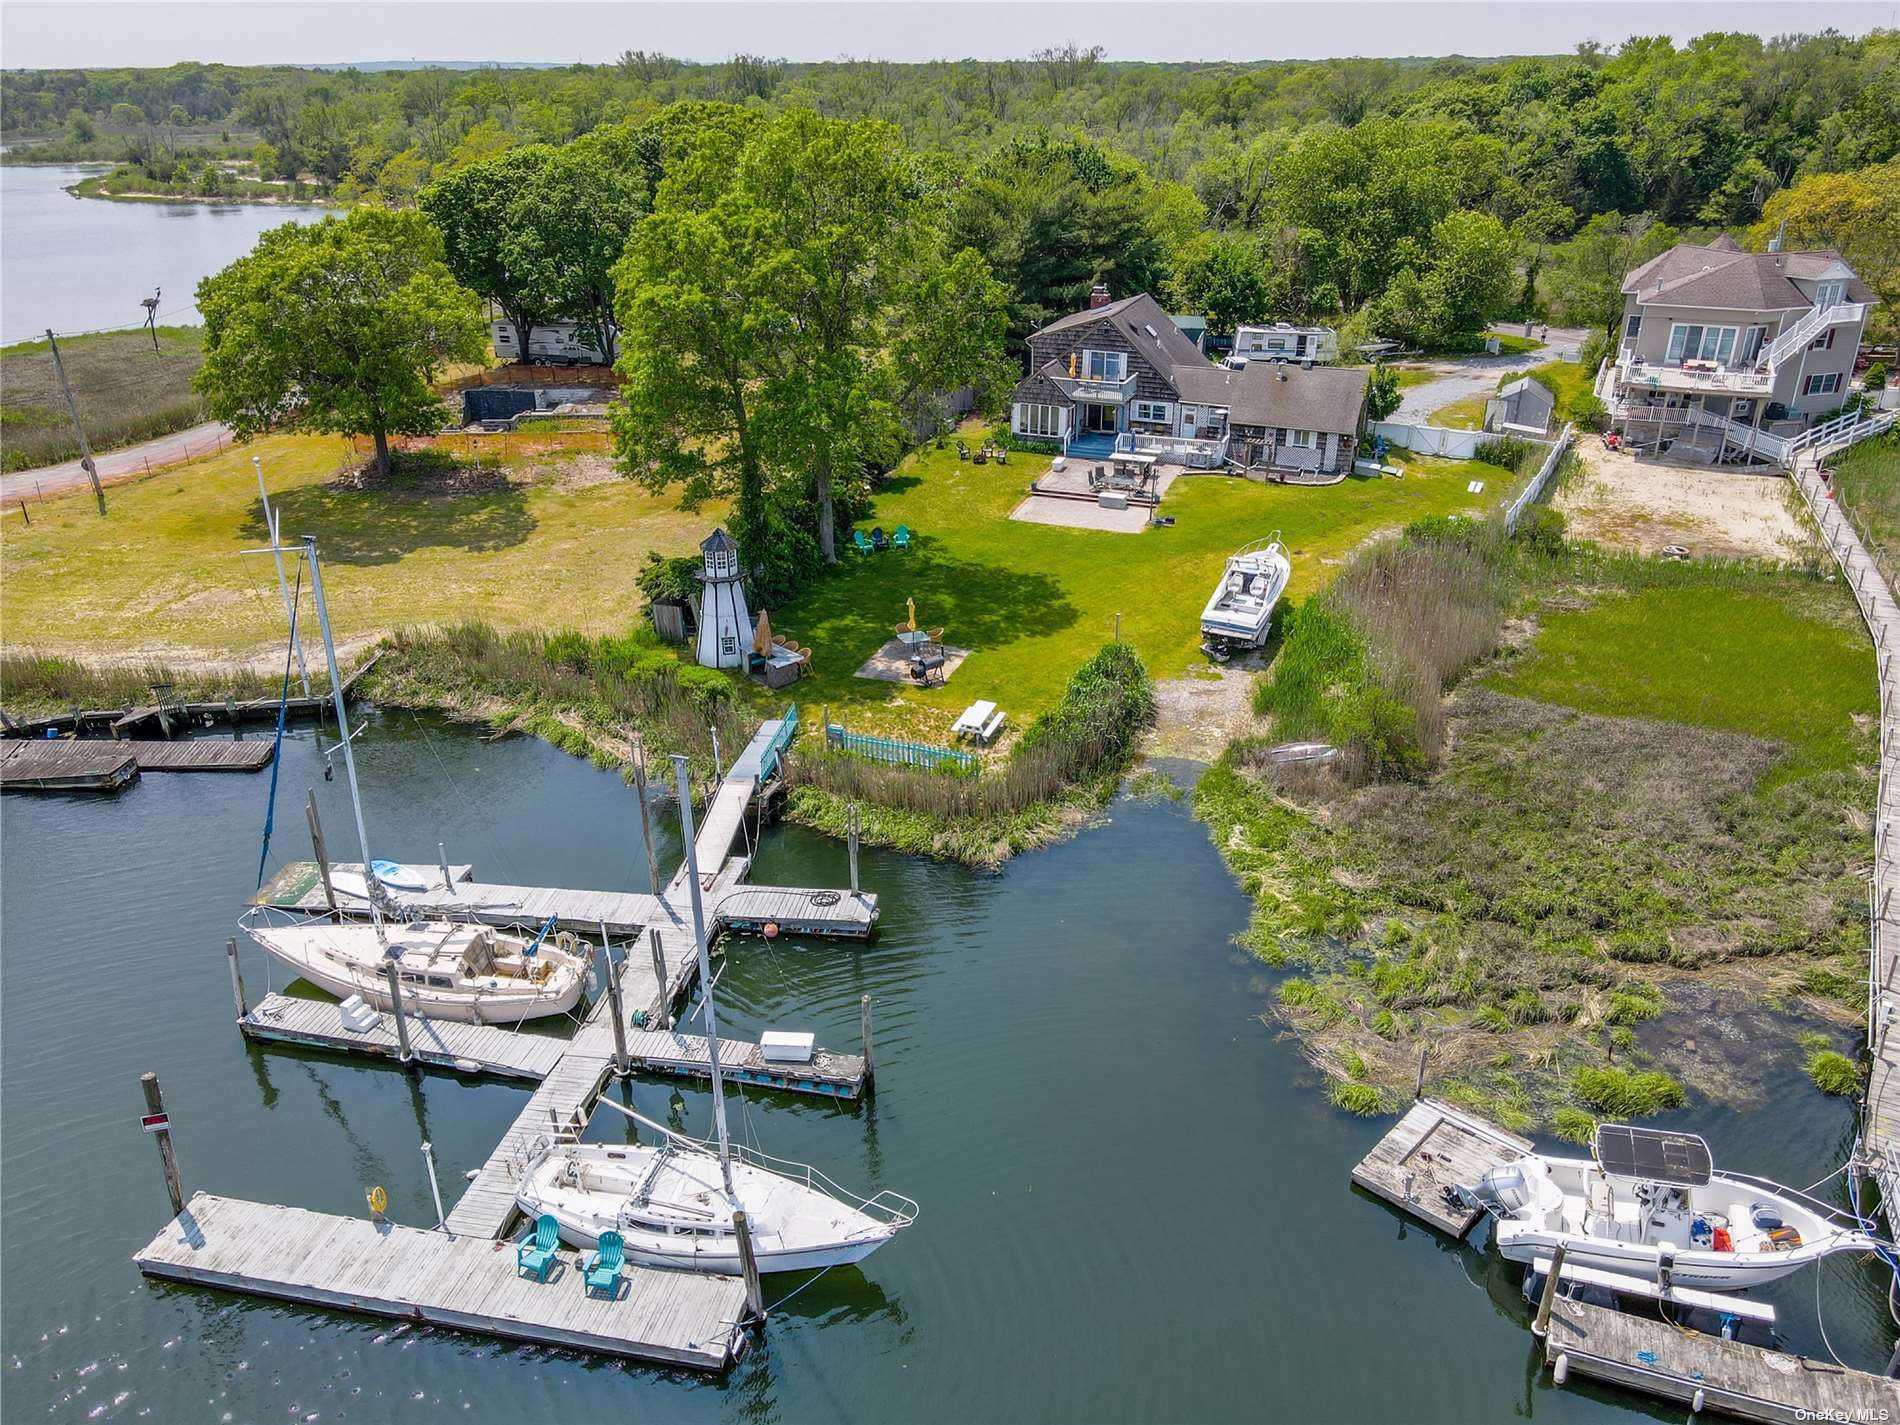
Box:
(135, 1194), (748, 1372)
(143, 712), (873, 1369)
(1543, 1291), (1900, 1422)
(1, 737), (276, 793)
(1, 654), (376, 740)
(1349, 1097), (1534, 1237)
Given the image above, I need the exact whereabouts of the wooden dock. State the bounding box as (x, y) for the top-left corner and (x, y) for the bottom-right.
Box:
(1791, 456), (1900, 1243)
(135, 1193), (748, 1372)
(151, 712), (862, 1366)
(1349, 1097), (1534, 1236)
(1543, 1292), (1900, 1422)
(1, 737), (274, 793)
(3, 653), (377, 740)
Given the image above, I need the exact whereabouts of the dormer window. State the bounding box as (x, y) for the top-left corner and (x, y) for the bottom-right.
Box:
(1084, 350), (1125, 380)
(1815, 279), (1845, 307)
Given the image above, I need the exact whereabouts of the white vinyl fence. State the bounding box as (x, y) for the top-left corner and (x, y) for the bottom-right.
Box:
(1370, 422), (1491, 460)
(1503, 423), (1575, 533)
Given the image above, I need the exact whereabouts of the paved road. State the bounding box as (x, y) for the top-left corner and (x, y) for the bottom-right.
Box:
(1391, 327), (1590, 424)
(2, 420), (233, 503)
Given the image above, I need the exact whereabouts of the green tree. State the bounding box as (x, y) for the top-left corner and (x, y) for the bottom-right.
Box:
(514, 129), (648, 363)
(194, 209), (484, 477)
(1753, 161), (1900, 338)
(1167, 229), (1275, 333)
(613, 111), (1008, 591)
(1364, 363), (1401, 423)
(65, 108), (96, 144)
(420, 146), (564, 364)
(1544, 213), (1678, 334)
(1422, 209), (1516, 341)
(250, 140), (280, 178)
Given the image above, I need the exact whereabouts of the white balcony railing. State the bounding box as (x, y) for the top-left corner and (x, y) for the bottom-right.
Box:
(1615, 351), (1775, 395)
(1053, 371), (1138, 404)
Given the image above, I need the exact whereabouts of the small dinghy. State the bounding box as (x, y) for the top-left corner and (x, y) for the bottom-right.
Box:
(244, 915), (591, 1024)
(516, 1107), (917, 1273)
(1452, 1124), (1880, 1292)
(1200, 535), (1290, 660)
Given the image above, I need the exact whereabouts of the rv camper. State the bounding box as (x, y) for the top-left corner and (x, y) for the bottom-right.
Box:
(490, 319), (610, 367)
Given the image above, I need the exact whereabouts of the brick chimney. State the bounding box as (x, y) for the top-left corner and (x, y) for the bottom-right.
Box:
(1088, 281), (1112, 309)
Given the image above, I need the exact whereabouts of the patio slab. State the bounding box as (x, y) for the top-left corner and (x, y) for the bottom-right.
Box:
(855, 637), (973, 684)
(1008, 495), (1155, 533)
(1032, 459), (1183, 500)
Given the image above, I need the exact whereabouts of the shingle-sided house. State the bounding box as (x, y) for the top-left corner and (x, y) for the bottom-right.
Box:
(1599, 235), (1875, 454)
(1010, 286), (1369, 476)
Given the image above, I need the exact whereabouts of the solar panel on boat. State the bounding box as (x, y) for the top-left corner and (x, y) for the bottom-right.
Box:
(1594, 1124), (1712, 1185)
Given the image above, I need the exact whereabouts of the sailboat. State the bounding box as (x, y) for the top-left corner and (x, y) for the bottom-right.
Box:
(242, 535), (589, 1026)
(513, 753), (918, 1273)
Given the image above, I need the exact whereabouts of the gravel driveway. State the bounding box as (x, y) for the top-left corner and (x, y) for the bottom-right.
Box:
(1391, 327), (1590, 423)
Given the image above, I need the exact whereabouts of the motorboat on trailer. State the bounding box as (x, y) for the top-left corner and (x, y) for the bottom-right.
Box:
(514, 1103), (917, 1273)
(1453, 1123), (1881, 1292)
(244, 913), (593, 1024)
(1200, 535), (1290, 660)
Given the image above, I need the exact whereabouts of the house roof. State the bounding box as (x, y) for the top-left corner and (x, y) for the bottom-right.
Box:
(1036, 292), (1212, 373)
(1623, 242), (1872, 309)
(1172, 362), (1369, 434)
(1496, 375), (1555, 404)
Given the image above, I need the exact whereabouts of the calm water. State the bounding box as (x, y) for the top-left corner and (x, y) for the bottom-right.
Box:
(1, 714), (1889, 1423)
(0, 164), (336, 343)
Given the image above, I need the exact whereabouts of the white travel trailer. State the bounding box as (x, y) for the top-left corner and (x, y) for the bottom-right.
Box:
(489, 319), (610, 366)
(1230, 323), (1339, 365)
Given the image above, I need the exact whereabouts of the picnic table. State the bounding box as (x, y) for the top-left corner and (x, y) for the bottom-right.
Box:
(952, 699), (1007, 743)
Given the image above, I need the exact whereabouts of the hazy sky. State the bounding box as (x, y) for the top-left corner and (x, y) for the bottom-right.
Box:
(2, 0), (1891, 69)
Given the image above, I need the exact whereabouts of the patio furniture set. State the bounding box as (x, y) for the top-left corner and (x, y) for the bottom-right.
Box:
(958, 440), (1009, 464)
(516, 1213), (625, 1299)
(852, 524), (913, 555)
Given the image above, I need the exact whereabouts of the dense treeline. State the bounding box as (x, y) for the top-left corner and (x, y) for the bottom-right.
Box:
(6, 34), (1895, 222)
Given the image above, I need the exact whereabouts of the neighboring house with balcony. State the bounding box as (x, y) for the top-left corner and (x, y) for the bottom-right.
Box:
(1009, 286), (1368, 475)
(1600, 235), (1874, 458)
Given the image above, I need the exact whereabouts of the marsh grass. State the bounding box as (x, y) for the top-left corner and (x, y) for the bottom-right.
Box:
(0, 650), (280, 714)
(1, 327), (207, 472)
(1828, 431), (1899, 590)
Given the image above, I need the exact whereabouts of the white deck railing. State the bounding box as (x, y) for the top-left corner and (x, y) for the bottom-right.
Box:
(1115, 431), (1230, 468)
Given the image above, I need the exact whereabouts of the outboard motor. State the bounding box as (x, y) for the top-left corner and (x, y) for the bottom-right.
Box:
(1449, 1163), (1533, 1219)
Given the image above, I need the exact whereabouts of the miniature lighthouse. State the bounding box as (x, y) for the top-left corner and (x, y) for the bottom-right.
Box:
(695, 528), (751, 670)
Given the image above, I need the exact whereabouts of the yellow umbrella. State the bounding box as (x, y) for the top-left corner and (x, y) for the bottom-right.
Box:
(906, 597), (917, 633)
(754, 609), (773, 657)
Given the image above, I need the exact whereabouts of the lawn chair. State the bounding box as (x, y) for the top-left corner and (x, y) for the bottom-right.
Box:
(993, 446), (1008, 465)
(893, 523), (912, 550)
(852, 529), (874, 556)
(583, 1230), (625, 1299)
(516, 1214), (560, 1283)
(871, 526), (889, 552)
(956, 440), (971, 461)
(973, 447), (988, 464)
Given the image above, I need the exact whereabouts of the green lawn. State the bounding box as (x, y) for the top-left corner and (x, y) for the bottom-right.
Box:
(1830, 430), (1899, 586)
(1, 430), (720, 661)
(762, 433), (1499, 738)
(1484, 579), (1877, 773)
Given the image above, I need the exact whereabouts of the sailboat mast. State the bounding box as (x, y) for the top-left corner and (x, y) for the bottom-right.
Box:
(671, 754), (735, 1199)
(302, 536), (384, 940)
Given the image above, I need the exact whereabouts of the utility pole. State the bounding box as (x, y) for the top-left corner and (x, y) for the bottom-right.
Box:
(45, 330), (105, 515)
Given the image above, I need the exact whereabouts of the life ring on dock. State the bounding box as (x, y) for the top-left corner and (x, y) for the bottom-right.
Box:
(763, 922), (780, 939)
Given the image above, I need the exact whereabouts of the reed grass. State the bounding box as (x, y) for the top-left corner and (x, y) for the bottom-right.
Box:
(0, 650), (279, 715)
(1, 327), (208, 472)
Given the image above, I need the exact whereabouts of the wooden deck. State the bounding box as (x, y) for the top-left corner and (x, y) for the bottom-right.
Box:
(625, 1027), (865, 1099)
(126, 740), (275, 771)
(1543, 1293), (1900, 1422)
(135, 1193), (748, 1372)
(1349, 1097), (1535, 1237)
(0, 740), (138, 791)
(1791, 455), (1900, 1241)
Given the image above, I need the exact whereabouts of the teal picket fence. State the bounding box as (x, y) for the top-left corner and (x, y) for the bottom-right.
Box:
(824, 722), (974, 771)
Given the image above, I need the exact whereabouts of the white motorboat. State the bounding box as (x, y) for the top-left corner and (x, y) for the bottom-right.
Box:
(245, 915), (591, 1024)
(515, 1117), (916, 1273)
(1455, 1124), (1880, 1292)
(1201, 534), (1290, 659)
(514, 753), (918, 1276)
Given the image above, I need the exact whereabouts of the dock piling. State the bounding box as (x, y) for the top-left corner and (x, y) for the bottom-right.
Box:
(600, 923), (629, 1075)
(732, 1208), (765, 1324)
(848, 803), (860, 895)
(630, 735), (661, 898)
(710, 726), (723, 785)
(226, 937), (247, 1019)
(1414, 1042), (1429, 1100)
(861, 993), (876, 1086)
(420, 1141), (447, 1232)
(306, 790), (335, 914)
(141, 1072), (183, 1217)
(382, 961), (415, 1065)
(649, 928), (671, 1031)
(1532, 1244), (1565, 1338)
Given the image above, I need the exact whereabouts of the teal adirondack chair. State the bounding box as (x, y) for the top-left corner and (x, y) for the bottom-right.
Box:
(852, 529), (875, 556)
(583, 1230), (625, 1298)
(517, 1214), (559, 1282)
(893, 524), (912, 551)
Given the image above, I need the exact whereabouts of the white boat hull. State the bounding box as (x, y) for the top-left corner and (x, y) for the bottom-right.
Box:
(1495, 1226), (1857, 1291)
(514, 1142), (909, 1275)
